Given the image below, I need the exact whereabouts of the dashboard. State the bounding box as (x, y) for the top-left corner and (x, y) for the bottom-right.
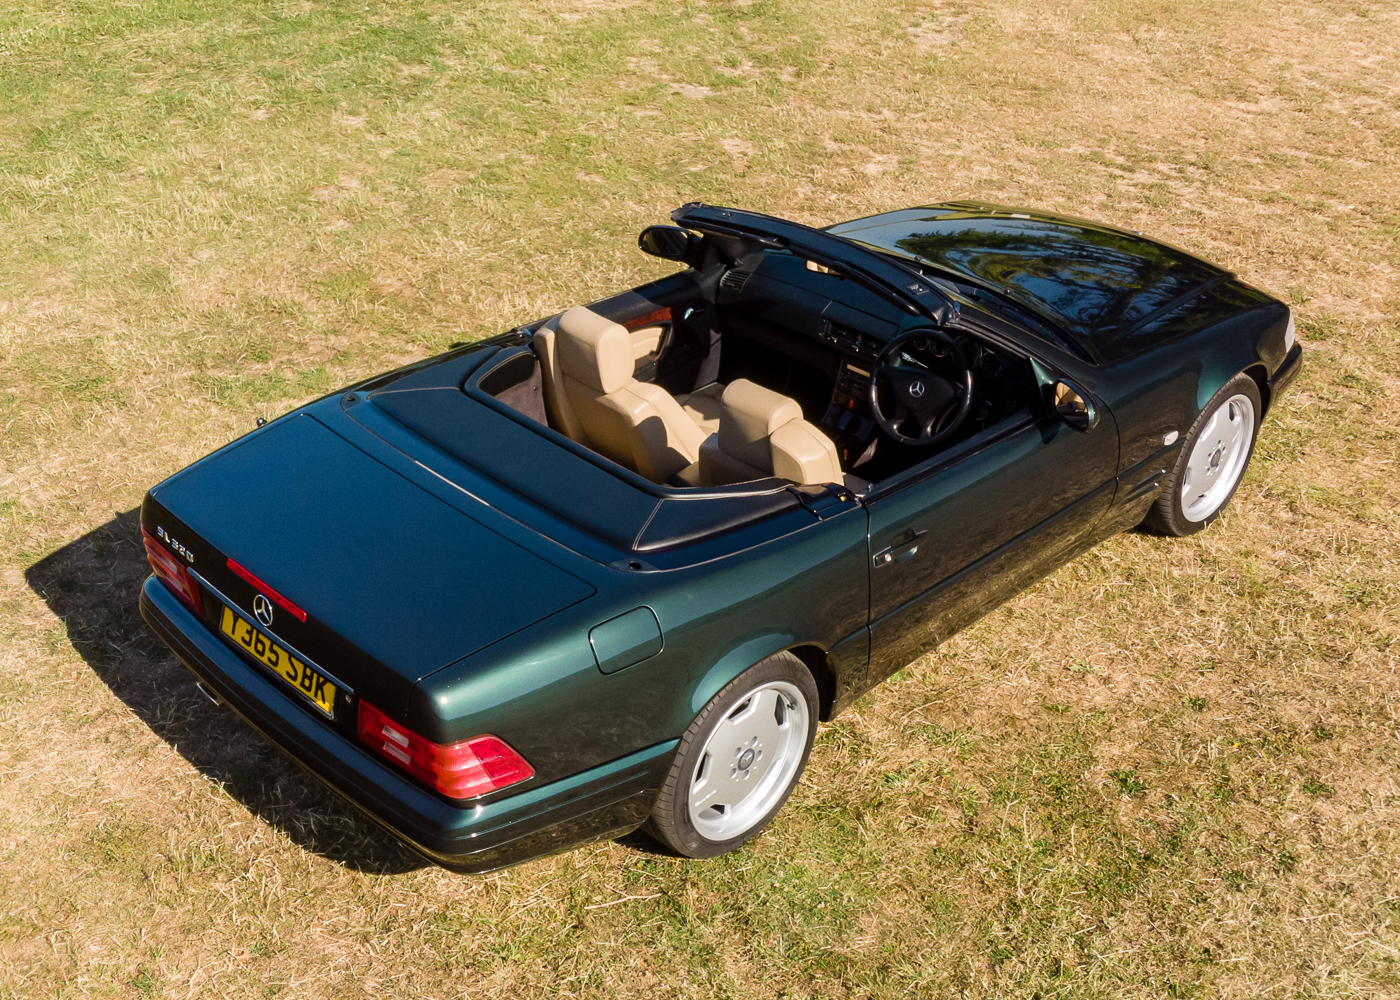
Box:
(709, 250), (1034, 467)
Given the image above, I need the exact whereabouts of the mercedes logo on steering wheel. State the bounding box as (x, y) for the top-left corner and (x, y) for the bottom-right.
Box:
(909, 380), (925, 399)
(253, 593), (275, 627)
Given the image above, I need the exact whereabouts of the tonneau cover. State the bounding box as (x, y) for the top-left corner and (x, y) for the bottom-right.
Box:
(153, 414), (596, 680)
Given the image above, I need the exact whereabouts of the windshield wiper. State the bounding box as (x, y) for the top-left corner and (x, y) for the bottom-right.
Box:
(859, 246), (1093, 361)
(958, 287), (1090, 361)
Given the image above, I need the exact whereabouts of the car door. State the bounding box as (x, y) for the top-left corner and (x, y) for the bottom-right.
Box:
(862, 381), (1119, 687)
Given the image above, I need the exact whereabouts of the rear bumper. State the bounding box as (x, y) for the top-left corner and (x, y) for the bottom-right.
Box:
(140, 577), (674, 873)
(1267, 342), (1303, 404)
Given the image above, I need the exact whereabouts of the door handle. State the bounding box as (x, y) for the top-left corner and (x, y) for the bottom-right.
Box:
(873, 529), (928, 567)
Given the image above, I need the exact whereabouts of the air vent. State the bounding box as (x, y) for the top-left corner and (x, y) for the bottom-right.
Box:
(719, 269), (753, 292)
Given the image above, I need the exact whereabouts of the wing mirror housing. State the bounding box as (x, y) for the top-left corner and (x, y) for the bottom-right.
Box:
(1052, 380), (1098, 431)
(638, 225), (702, 262)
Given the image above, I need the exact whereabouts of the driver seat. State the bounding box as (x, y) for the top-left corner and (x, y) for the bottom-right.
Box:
(699, 379), (844, 487)
(548, 306), (709, 483)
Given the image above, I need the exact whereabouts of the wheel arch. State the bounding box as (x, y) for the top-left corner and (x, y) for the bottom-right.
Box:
(786, 644), (837, 722)
(1242, 362), (1271, 416)
(688, 636), (839, 724)
(1192, 312), (1277, 419)
(1198, 360), (1269, 420)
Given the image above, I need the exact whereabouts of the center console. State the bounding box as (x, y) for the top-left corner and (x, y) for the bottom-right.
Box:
(819, 359), (879, 467)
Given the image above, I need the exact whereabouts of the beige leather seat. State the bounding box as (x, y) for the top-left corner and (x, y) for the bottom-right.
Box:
(535, 306), (709, 483)
(699, 379), (844, 487)
(675, 381), (725, 436)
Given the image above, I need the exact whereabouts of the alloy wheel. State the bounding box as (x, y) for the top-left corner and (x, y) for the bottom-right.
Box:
(685, 680), (810, 842)
(1180, 393), (1256, 522)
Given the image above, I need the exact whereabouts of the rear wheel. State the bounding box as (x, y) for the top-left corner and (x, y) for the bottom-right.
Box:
(1142, 373), (1261, 537)
(645, 652), (818, 859)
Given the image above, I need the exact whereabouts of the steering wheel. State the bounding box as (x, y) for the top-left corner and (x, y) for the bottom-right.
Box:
(868, 328), (975, 447)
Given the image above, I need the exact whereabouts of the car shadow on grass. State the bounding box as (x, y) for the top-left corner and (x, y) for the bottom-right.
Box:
(25, 508), (429, 876)
(611, 829), (680, 859)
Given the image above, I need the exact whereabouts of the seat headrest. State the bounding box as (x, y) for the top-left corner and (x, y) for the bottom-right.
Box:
(771, 419), (843, 486)
(718, 379), (804, 471)
(556, 306), (634, 394)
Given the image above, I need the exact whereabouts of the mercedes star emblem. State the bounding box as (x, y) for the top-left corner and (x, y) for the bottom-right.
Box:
(253, 593), (275, 627)
(909, 381), (925, 399)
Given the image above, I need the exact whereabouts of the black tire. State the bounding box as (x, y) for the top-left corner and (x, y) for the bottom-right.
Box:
(644, 651), (819, 859)
(1141, 373), (1262, 537)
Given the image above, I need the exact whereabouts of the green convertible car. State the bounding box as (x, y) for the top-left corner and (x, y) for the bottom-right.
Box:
(139, 201), (1302, 871)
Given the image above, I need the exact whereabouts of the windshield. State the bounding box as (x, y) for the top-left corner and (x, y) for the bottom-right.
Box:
(830, 208), (1227, 362)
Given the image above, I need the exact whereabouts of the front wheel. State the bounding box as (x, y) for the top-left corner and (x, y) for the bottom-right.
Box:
(1142, 373), (1261, 536)
(644, 652), (818, 859)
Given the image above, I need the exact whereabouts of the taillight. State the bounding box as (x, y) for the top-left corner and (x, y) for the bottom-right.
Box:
(357, 700), (535, 800)
(141, 525), (204, 615)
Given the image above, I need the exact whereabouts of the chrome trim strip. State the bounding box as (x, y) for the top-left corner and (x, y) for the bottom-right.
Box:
(188, 569), (355, 696)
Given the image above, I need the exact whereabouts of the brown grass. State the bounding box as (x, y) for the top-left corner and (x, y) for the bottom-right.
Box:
(1, 0), (1398, 996)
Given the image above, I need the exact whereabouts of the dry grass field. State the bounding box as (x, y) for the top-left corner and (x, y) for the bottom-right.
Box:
(1, 0), (1398, 995)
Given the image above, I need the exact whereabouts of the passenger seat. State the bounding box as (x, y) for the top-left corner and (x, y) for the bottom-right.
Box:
(675, 382), (725, 436)
(699, 379), (844, 487)
(540, 306), (710, 483)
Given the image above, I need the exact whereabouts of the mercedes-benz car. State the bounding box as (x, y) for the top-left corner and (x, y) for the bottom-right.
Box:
(138, 201), (1302, 871)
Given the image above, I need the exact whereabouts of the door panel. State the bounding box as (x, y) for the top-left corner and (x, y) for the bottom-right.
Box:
(863, 411), (1118, 686)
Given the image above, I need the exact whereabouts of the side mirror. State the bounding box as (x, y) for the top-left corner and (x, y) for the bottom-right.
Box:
(1052, 380), (1098, 431)
(638, 225), (700, 262)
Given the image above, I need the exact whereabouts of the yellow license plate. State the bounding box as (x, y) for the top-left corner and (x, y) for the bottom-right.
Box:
(221, 606), (338, 717)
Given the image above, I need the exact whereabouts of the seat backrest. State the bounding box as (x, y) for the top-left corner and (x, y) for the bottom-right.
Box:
(554, 306), (708, 482)
(533, 316), (586, 444)
(700, 379), (844, 487)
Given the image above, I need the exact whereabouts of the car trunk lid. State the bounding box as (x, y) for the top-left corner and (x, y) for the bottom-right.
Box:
(147, 414), (595, 715)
